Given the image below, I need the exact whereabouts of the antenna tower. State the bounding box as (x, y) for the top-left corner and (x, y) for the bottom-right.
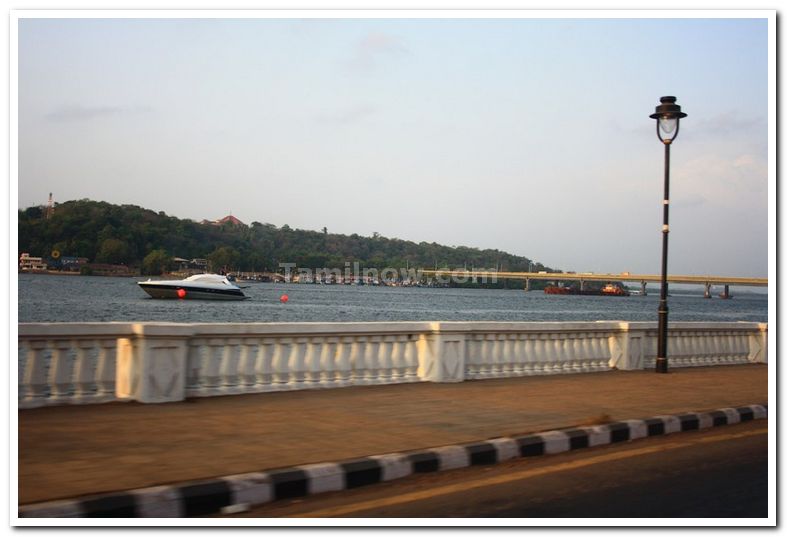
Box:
(45, 193), (55, 220)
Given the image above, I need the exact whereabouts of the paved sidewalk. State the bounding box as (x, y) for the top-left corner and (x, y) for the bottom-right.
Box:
(18, 364), (767, 505)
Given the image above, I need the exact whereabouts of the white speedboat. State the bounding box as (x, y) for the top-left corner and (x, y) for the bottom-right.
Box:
(138, 273), (248, 300)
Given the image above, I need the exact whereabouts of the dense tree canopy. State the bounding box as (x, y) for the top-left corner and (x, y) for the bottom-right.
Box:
(18, 199), (557, 280)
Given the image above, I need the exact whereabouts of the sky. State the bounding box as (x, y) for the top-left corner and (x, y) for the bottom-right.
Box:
(16, 14), (771, 277)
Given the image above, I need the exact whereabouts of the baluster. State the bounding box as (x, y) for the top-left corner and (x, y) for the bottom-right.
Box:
(509, 334), (523, 376)
(574, 335), (589, 373)
(588, 335), (603, 371)
(712, 333), (724, 364)
(572, 335), (585, 373)
(721, 333), (732, 364)
(531, 336), (546, 376)
(350, 337), (368, 385)
(670, 332), (685, 367)
(520, 335), (535, 376)
(493, 335), (507, 377)
(17, 342), (26, 392)
(555, 335), (569, 374)
(727, 332), (740, 364)
(185, 339), (205, 396)
(555, 334), (569, 373)
(724, 333), (736, 364)
(48, 340), (74, 403)
(377, 336), (394, 383)
(388, 336), (404, 380)
(558, 334), (572, 374)
(719, 333), (732, 364)
(95, 338), (117, 402)
(695, 332), (708, 367)
(484, 335), (498, 378)
(21, 340), (48, 407)
(304, 337), (323, 388)
(200, 338), (224, 396)
(319, 337), (339, 388)
(597, 334), (612, 370)
(542, 334), (559, 375)
(464, 335), (481, 379)
(713, 331), (724, 365)
(478, 335), (494, 378)
(545, 335), (561, 374)
(402, 336), (419, 382)
(676, 332), (690, 367)
(272, 338), (293, 389)
(693, 332), (705, 366)
(364, 336), (382, 384)
(470, 336), (485, 378)
(255, 339), (274, 391)
(693, 332), (707, 366)
(567, 335), (581, 374)
(220, 338), (242, 395)
(72, 339), (97, 403)
(733, 333), (748, 364)
(501, 335), (516, 377)
(705, 332), (718, 364)
(335, 337), (353, 387)
(290, 337), (307, 389)
(589, 334), (604, 371)
(237, 340), (257, 393)
(563, 334), (585, 373)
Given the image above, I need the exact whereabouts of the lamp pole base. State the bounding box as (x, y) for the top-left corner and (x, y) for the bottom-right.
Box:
(655, 357), (669, 374)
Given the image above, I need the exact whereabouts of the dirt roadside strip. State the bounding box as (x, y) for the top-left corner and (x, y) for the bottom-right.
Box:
(18, 403), (767, 518)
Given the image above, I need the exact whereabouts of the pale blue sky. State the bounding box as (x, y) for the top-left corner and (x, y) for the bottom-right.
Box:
(17, 16), (770, 277)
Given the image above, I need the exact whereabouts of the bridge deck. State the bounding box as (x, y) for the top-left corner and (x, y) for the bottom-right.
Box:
(422, 270), (767, 286)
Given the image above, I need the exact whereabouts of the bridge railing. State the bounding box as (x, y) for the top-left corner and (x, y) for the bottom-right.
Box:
(17, 321), (767, 408)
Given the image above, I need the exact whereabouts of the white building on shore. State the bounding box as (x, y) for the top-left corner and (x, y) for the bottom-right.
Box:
(19, 253), (47, 272)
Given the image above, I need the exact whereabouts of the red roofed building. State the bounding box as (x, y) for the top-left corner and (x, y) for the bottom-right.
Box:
(203, 214), (246, 227)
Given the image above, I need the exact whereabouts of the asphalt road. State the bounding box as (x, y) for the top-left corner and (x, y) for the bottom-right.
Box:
(216, 420), (770, 520)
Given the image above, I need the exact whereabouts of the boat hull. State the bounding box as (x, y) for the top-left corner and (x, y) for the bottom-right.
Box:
(544, 285), (630, 297)
(138, 283), (248, 300)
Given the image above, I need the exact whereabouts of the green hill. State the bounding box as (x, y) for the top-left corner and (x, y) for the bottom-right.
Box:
(18, 199), (556, 282)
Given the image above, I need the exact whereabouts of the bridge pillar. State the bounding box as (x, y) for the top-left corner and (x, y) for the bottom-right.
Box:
(640, 281), (647, 296)
(580, 279), (585, 292)
(524, 278), (530, 292)
(720, 284), (731, 299)
(704, 282), (712, 299)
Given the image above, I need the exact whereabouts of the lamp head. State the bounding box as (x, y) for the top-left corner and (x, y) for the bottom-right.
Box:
(650, 96), (687, 144)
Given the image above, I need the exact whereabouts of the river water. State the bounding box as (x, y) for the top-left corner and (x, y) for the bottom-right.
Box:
(17, 274), (768, 324)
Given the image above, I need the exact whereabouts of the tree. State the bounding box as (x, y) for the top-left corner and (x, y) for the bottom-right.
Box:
(95, 238), (131, 264)
(142, 249), (173, 275)
(208, 246), (240, 273)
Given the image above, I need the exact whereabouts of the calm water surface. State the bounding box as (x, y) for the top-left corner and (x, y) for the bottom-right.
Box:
(17, 274), (768, 324)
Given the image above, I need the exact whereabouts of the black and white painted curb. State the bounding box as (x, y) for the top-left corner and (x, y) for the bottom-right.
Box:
(19, 404), (767, 518)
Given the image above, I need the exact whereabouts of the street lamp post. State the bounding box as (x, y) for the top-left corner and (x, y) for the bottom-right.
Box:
(650, 96), (687, 374)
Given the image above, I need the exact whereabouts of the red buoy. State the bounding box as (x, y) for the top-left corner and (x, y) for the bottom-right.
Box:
(177, 288), (187, 299)
(280, 294), (289, 303)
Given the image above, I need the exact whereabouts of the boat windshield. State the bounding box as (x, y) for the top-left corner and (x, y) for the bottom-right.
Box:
(184, 274), (228, 284)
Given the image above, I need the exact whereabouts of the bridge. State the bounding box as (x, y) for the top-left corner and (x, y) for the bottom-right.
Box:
(420, 270), (768, 298)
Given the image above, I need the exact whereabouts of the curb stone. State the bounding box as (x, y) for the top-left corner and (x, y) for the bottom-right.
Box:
(18, 404), (767, 518)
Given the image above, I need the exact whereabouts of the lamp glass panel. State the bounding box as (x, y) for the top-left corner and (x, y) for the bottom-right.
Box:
(658, 118), (678, 140)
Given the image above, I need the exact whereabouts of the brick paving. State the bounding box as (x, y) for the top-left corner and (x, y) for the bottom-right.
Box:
(18, 364), (767, 505)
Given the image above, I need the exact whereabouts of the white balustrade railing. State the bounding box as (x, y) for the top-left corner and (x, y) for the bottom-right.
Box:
(18, 323), (134, 409)
(17, 321), (768, 407)
(641, 325), (761, 369)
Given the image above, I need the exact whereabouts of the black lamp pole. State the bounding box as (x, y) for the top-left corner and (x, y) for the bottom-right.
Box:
(650, 96), (686, 374)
